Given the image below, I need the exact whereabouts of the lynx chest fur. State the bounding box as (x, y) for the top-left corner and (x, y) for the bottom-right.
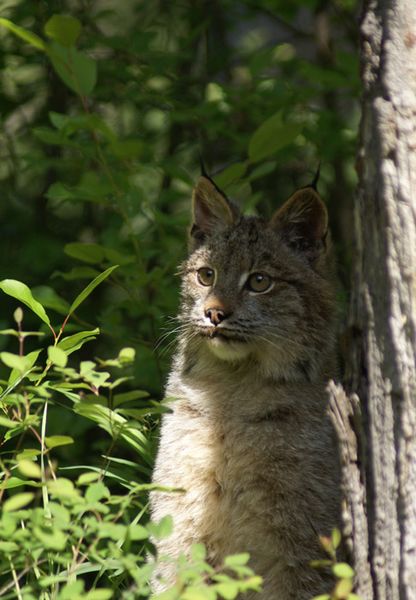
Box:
(151, 176), (341, 600)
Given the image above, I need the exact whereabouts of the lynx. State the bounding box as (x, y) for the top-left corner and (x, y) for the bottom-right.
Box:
(150, 174), (341, 599)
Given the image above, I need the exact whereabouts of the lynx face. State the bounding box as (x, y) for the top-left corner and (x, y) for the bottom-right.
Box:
(178, 176), (335, 378)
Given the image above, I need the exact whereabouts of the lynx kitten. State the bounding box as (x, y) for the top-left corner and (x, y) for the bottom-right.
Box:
(151, 175), (341, 599)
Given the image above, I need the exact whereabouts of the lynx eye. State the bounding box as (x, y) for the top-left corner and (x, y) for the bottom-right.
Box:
(246, 272), (273, 293)
(197, 267), (215, 286)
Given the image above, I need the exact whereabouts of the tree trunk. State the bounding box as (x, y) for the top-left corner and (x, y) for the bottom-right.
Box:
(329, 0), (416, 598)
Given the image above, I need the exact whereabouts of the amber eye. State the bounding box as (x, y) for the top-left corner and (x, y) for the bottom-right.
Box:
(246, 272), (273, 293)
(197, 267), (215, 286)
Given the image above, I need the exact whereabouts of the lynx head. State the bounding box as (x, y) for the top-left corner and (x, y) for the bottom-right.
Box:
(178, 175), (336, 381)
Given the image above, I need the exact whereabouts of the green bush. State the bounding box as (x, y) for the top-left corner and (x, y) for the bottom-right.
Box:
(0, 275), (261, 598)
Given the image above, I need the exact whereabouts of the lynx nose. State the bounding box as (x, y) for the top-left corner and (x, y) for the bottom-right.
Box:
(205, 307), (227, 326)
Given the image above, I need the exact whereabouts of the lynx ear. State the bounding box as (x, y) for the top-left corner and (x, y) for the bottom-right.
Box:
(190, 176), (238, 245)
(271, 187), (328, 260)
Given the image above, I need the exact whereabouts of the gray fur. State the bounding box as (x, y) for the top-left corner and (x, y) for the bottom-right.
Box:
(151, 177), (341, 599)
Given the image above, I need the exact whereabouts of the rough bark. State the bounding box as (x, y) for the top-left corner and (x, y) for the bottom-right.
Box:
(330, 0), (416, 598)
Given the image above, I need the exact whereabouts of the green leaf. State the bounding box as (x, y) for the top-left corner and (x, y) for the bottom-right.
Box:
(47, 579), (85, 594)
(69, 266), (118, 315)
(47, 41), (97, 95)
(49, 502), (71, 528)
(34, 525), (67, 550)
(85, 590), (113, 600)
(310, 596), (330, 600)
(44, 435), (74, 448)
(48, 478), (80, 499)
(0, 280), (50, 325)
(0, 541), (19, 553)
(112, 390), (149, 407)
(18, 459), (42, 479)
(332, 528), (342, 550)
(16, 449), (41, 460)
(64, 242), (106, 264)
(96, 522), (126, 540)
(3, 492), (34, 512)
(335, 578), (353, 596)
(85, 482), (110, 503)
(224, 553), (250, 568)
(146, 515), (173, 540)
(44, 15), (81, 47)
(58, 328), (100, 354)
(73, 403), (153, 463)
(46, 181), (76, 200)
(0, 18), (46, 50)
(215, 162), (247, 188)
(191, 543), (207, 561)
(1, 352), (30, 374)
(182, 586), (216, 600)
(215, 583), (240, 600)
(77, 472), (101, 486)
(8, 349), (42, 386)
(248, 112), (303, 162)
(118, 347), (136, 364)
(48, 346), (68, 368)
(1, 476), (42, 489)
(129, 524), (149, 540)
(333, 563), (355, 579)
(0, 415), (19, 428)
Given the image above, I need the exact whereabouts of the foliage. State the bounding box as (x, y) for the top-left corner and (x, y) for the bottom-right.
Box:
(0, 278), (261, 598)
(311, 530), (359, 600)
(0, 0), (359, 597)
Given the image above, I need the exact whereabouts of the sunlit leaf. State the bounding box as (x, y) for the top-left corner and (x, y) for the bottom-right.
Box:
(215, 582), (239, 600)
(224, 554), (250, 568)
(58, 328), (100, 354)
(0, 280), (50, 325)
(48, 346), (68, 367)
(85, 481), (110, 503)
(0, 415), (19, 429)
(3, 492), (34, 512)
(182, 585), (216, 600)
(146, 516), (173, 540)
(332, 528), (342, 550)
(77, 472), (100, 486)
(333, 563), (354, 579)
(44, 435), (74, 448)
(34, 525), (67, 550)
(0, 18), (46, 50)
(84, 590), (113, 600)
(18, 459), (42, 479)
(8, 349), (42, 386)
(118, 347), (136, 364)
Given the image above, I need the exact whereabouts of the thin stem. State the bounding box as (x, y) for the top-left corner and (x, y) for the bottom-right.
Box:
(40, 401), (51, 519)
(8, 558), (23, 600)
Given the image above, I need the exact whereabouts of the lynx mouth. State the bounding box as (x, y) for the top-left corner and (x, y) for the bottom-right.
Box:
(199, 327), (247, 343)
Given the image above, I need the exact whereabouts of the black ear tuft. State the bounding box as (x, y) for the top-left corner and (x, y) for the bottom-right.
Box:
(199, 155), (210, 178)
(309, 162), (321, 191)
(190, 176), (238, 248)
(271, 187), (328, 261)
